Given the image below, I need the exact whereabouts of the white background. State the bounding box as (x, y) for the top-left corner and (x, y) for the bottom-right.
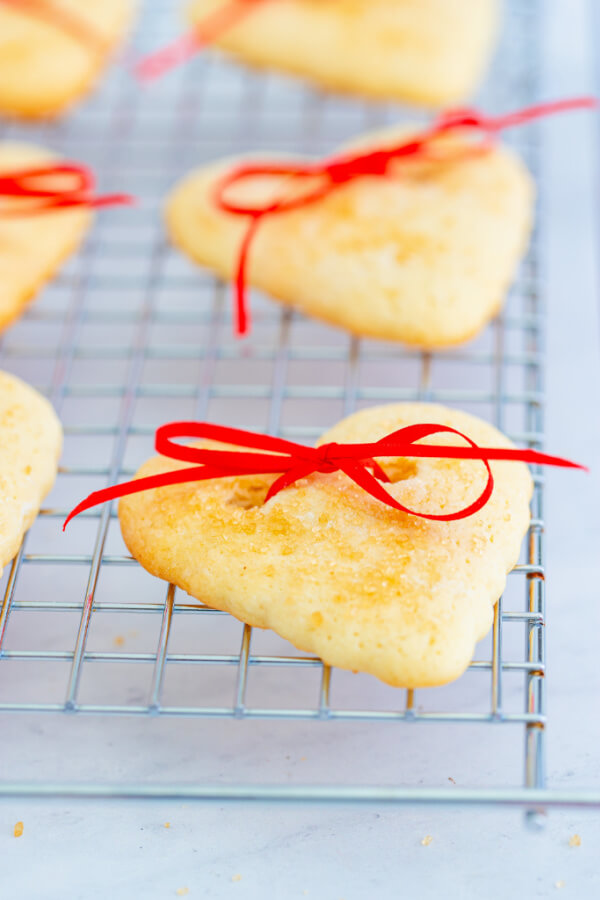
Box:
(1, 0), (599, 896)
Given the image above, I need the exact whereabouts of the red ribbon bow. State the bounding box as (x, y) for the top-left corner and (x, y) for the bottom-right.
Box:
(135, 0), (270, 82)
(63, 421), (585, 531)
(0, 162), (133, 214)
(0, 0), (106, 51)
(210, 96), (598, 336)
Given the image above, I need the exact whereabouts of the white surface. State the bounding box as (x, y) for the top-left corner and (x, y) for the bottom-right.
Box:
(1, 0), (599, 897)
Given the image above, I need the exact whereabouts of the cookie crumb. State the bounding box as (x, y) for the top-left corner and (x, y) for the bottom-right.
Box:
(113, 635), (125, 647)
(555, 882), (565, 890)
(568, 834), (581, 848)
(421, 834), (433, 846)
(13, 821), (24, 838)
(231, 874), (242, 882)
(164, 822), (171, 829)
(176, 889), (189, 896)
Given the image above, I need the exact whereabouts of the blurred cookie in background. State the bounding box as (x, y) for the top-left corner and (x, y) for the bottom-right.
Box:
(0, 0), (138, 118)
(182, 0), (501, 106)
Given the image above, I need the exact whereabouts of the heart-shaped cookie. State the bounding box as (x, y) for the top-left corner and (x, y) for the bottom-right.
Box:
(0, 370), (62, 579)
(186, 0), (500, 106)
(118, 403), (532, 688)
(0, 143), (93, 332)
(0, 0), (137, 118)
(166, 126), (534, 348)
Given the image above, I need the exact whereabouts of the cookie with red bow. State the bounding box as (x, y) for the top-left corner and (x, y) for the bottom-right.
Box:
(0, 0), (137, 118)
(166, 118), (534, 347)
(0, 142), (131, 332)
(181, 0), (500, 107)
(0, 143), (91, 331)
(115, 403), (534, 688)
(0, 370), (62, 579)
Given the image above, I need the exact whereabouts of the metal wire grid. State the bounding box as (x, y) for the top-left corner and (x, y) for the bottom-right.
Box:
(0, 0), (569, 808)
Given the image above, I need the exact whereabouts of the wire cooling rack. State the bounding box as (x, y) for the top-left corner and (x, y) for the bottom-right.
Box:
(1, 0), (598, 816)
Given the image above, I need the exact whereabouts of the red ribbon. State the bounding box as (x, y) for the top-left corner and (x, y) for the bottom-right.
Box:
(135, 0), (271, 82)
(63, 420), (585, 531)
(210, 96), (598, 336)
(0, 0), (106, 51)
(0, 162), (133, 214)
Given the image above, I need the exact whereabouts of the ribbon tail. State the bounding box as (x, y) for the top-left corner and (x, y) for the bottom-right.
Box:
(496, 447), (588, 471)
(234, 216), (261, 337)
(371, 424), (586, 472)
(487, 96), (598, 132)
(134, 30), (202, 82)
(63, 466), (212, 530)
(265, 462), (319, 503)
(337, 460), (418, 516)
(135, 0), (267, 82)
(88, 193), (136, 210)
(363, 457), (390, 483)
(64, 461), (275, 530)
(1, 195), (134, 216)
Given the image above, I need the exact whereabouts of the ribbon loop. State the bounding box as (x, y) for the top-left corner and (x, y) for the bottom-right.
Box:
(0, 163), (93, 199)
(0, 161), (134, 215)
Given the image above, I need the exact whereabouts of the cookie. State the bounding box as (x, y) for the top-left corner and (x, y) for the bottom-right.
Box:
(0, 370), (62, 579)
(186, 0), (500, 106)
(0, 0), (137, 118)
(0, 143), (93, 332)
(118, 403), (532, 688)
(166, 124), (534, 348)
